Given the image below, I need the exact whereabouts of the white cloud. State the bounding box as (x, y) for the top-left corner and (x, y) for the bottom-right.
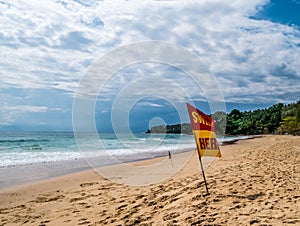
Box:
(5, 105), (48, 112)
(99, 1), (299, 104)
(0, 103), (64, 125)
(1, 0), (300, 129)
(135, 101), (165, 108)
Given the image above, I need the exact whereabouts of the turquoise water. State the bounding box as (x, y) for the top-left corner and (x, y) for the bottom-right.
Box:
(0, 132), (79, 166)
(0, 132), (245, 167)
(0, 132), (196, 167)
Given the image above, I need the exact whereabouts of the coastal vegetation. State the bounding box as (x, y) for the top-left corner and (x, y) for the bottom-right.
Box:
(146, 100), (300, 135)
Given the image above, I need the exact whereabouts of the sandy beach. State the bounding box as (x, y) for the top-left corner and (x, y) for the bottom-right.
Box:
(0, 135), (299, 225)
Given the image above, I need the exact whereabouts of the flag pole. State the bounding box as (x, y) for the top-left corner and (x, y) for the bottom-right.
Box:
(198, 153), (210, 195)
(196, 147), (210, 195)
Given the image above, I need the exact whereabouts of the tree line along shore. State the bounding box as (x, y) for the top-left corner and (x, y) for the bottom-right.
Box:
(146, 100), (300, 135)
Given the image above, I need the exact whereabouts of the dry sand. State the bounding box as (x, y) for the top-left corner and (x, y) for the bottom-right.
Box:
(0, 135), (299, 225)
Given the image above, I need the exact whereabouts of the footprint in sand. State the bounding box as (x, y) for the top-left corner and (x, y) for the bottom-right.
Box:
(33, 194), (65, 203)
(79, 182), (99, 188)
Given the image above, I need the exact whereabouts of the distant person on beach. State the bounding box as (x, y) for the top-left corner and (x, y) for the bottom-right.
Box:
(168, 150), (173, 167)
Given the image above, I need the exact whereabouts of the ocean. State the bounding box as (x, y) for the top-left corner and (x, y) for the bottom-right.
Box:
(0, 132), (249, 189)
(0, 132), (247, 168)
(0, 132), (196, 167)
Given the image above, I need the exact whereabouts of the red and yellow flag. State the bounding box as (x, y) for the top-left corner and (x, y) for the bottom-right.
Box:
(186, 103), (221, 158)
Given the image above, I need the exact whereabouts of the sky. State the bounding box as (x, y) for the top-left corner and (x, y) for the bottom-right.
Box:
(1, 0), (300, 132)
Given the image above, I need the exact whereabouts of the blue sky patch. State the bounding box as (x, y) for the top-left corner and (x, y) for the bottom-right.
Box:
(251, 0), (300, 28)
(59, 31), (93, 50)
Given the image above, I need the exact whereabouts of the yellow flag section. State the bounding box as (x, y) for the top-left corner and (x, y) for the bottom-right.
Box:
(186, 103), (221, 158)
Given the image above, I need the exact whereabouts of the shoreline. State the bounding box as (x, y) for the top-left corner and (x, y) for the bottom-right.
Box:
(0, 148), (196, 191)
(0, 135), (257, 190)
(0, 150), (196, 191)
(0, 133), (254, 168)
(0, 135), (299, 225)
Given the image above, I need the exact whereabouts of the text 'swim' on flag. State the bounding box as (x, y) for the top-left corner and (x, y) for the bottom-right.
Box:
(186, 103), (221, 158)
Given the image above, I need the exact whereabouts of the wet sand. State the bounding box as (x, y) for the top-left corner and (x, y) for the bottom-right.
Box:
(0, 135), (299, 225)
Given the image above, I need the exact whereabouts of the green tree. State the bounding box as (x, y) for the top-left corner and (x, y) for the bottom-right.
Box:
(278, 116), (300, 135)
(211, 111), (227, 136)
(146, 100), (299, 135)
